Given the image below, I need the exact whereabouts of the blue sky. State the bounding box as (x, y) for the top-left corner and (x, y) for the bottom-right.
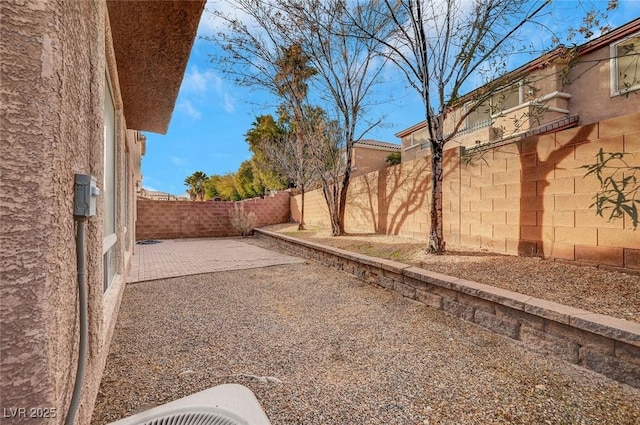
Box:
(141, 0), (639, 196)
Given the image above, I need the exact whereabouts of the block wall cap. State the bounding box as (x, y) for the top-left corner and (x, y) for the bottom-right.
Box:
(571, 313), (640, 347)
(257, 229), (640, 349)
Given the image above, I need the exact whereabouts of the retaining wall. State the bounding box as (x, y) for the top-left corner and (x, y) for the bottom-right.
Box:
(136, 191), (291, 240)
(256, 228), (640, 388)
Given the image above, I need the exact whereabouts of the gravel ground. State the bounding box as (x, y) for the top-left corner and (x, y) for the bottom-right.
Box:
(265, 224), (640, 323)
(92, 250), (639, 425)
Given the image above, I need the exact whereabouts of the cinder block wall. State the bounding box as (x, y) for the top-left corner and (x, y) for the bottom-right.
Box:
(294, 113), (640, 270)
(136, 191), (291, 240)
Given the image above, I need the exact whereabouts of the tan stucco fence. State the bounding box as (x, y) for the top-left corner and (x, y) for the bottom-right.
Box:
(292, 113), (640, 271)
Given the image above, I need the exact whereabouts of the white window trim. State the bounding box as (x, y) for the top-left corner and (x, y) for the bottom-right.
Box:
(489, 80), (524, 118)
(103, 233), (117, 255)
(104, 72), (117, 233)
(103, 71), (118, 284)
(495, 91), (572, 117)
(610, 32), (640, 97)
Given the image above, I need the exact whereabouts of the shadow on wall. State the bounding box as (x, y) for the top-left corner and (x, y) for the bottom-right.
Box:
(517, 124), (595, 258)
(347, 159), (428, 235)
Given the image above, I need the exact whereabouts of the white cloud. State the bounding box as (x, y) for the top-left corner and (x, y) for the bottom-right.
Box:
(177, 100), (202, 120)
(169, 155), (189, 166)
(142, 185), (158, 191)
(180, 66), (237, 114)
(182, 67), (223, 94)
(197, 0), (256, 36)
(223, 93), (235, 113)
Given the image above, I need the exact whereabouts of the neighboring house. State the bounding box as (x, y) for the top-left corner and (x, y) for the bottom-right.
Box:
(0, 2), (204, 425)
(397, 18), (640, 162)
(350, 139), (401, 176)
(138, 189), (179, 201)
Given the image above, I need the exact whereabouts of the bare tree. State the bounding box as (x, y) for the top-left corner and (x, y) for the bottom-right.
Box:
(260, 108), (319, 229)
(304, 110), (349, 232)
(208, 2), (318, 229)
(345, 0), (558, 252)
(207, 0), (389, 236)
(282, 0), (391, 236)
(348, 0), (618, 253)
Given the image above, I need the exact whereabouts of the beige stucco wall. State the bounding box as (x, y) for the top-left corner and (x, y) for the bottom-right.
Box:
(567, 46), (640, 126)
(352, 146), (397, 176)
(1, 2), (133, 424)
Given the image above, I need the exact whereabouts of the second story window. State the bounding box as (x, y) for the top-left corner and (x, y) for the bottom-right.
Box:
(490, 81), (530, 115)
(465, 101), (491, 131)
(412, 128), (429, 148)
(611, 33), (640, 96)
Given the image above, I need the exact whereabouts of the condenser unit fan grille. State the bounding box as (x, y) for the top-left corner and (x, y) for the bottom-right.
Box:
(137, 410), (245, 425)
(107, 384), (270, 425)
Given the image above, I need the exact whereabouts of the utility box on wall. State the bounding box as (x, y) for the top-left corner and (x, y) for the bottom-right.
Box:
(74, 174), (99, 217)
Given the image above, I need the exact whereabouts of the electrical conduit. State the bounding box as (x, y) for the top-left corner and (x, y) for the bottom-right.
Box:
(65, 217), (88, 425)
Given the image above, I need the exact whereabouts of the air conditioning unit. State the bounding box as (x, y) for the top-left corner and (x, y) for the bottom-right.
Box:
(108, 384), (271, 425)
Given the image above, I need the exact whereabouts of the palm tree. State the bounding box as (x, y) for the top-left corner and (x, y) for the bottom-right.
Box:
(184, 171), (208, 201)
(274, 43), (317, 230)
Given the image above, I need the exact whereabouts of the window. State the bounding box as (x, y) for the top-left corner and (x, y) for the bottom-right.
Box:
(462, 81), (529, 131)
(403, 128), (429, 149)
(465, 101), (491, 131)
(124, 155), (130, 253)
(411, 128), (429, 147)
(490, 82), (523, 114)
(611, 34), (640, 96)
(103, 73), (117, 292)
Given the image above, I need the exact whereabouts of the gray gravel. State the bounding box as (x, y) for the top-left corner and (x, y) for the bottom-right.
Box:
(92, 249), (639, 424)
(265, 224), (640, 323)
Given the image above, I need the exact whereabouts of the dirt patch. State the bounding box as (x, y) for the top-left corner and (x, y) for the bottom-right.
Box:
(265, 224), (640, 323)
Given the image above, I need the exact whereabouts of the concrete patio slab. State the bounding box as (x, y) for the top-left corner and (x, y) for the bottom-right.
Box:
(127, 238), (305, 283)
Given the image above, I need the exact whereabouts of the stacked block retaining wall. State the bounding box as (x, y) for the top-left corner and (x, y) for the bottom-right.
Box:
(136, 191), (291, 240)
(293, 113), (640, 271)
(256, 229), (640, 388)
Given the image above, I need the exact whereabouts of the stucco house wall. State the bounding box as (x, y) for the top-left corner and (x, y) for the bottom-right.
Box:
(399, 18), (640, 162)
(351, 140), (401, 177)
(566, 41), (640, 125)
(1, 3), (110, 425)
(0, 1), (203, 425)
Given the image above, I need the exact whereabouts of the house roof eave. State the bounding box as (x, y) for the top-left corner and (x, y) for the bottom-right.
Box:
(106, 0), (205, 134)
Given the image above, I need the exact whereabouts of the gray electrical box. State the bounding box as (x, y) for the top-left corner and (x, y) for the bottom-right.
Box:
(74, 174), (99, 217)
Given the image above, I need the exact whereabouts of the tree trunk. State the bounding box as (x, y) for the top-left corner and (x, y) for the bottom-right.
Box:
(299, 184), (305, 230)
(427, 141), (445, 253)
(333, 144), (353, 236)
(330, 182), (341, 236)
(336, 171), (350, 236)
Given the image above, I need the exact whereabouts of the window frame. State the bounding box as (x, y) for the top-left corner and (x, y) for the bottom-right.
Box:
(610, 32), (640, 97)
(103, 71), (118, 292)
(490, 80), (525, 117)
(463, 100), (492, 131)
